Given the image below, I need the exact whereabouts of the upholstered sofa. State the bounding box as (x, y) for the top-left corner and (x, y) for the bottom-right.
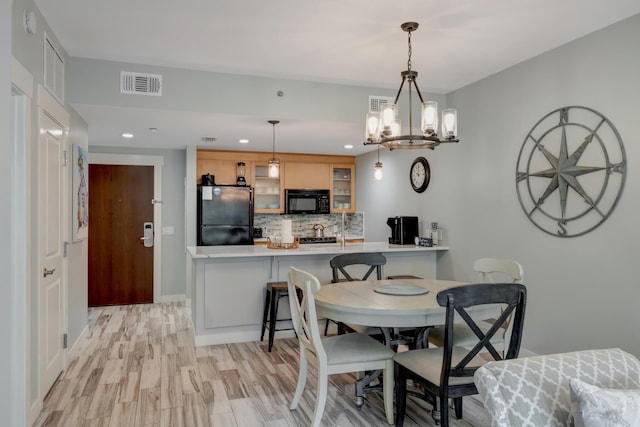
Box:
(474, 348), (640, 426)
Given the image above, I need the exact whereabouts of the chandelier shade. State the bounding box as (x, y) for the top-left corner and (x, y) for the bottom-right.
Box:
(364, 22), (460, 150)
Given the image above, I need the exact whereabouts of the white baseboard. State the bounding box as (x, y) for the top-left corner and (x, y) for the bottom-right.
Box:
(194, 320), (334, 347)
(28, 398), (43, 427)
(195, 329), (299, 346)
(156, 294), (187, 303)
(67, 324), (90, 359)
(518, 348), (538, 357)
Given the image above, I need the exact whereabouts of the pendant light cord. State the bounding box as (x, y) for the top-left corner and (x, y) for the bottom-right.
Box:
(272, 123), (275, 159)
(268, 120), (280, 160)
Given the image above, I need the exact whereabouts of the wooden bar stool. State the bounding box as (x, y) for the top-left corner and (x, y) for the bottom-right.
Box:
(260, 281), (301, 352)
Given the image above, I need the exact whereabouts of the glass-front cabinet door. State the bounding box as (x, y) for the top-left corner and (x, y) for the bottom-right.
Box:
(331, 165), (355, 213)
(253, 163), (283, 213)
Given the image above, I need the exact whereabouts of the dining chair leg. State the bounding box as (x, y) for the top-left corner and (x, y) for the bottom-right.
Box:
(382, 359), (394, 425)
(453, 397), (463, 419)
(290, 349), (308, 410)
(395, 365), (408, 427)
(324, 319), (330, 336)
(312, 372), (329, 427)
(435, 393), (449, 427)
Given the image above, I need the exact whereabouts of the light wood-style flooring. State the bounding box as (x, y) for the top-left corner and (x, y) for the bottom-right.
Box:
(34, 302), (489, 426)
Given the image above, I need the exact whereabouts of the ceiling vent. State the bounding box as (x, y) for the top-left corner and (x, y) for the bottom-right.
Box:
(120, 71), (162, 96)
(368, 95), (394, 113)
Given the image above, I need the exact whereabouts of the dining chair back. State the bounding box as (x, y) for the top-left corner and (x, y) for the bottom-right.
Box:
(287, 267), (395, 426)
(325, 252), (386, 336)
(473, 257), (524, 284)
(428, 258), (524, 348)
(330, 252), (386, 282)
(394, 282), (527, 427)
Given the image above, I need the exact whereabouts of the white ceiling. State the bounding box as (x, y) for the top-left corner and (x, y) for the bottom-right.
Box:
(34, 0), (640, 155)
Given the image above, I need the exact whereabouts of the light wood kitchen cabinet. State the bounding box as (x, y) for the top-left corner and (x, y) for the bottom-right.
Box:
(196, 150), (355, 211)
(331, 165), (355, 213)
(197, 157), (253, 186)
(252, 163), (283, 213)
(283, 162), (330, 190)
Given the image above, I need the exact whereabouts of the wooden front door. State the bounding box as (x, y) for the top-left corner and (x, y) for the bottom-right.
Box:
(88, 164), (154, 306)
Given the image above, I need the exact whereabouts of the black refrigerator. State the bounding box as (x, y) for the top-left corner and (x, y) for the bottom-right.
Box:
(197, 185), (254, 245)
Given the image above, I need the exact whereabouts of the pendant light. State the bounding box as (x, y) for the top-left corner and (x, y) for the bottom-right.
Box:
(374, 146), (383, 180)
(268, 120), (280, 178)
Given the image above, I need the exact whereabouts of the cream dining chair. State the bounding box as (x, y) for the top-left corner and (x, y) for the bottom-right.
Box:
(428, 257), (524, 348)
(287, 267), (394, 426)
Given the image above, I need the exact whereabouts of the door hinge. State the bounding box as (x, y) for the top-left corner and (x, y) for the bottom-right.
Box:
(63, 333), (68, 349)
(63, 150), (68, 166)
(63, 241), (68, 257)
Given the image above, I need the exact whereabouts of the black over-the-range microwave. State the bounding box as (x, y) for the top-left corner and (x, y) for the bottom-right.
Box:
(285, 189), (330, 214)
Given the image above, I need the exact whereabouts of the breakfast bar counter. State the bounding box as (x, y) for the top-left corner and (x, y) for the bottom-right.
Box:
(187, 242), (448, 346)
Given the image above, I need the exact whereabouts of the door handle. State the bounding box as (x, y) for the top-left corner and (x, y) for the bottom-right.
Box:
(43, 268), (55, 277)
(141, 222), (154, 247)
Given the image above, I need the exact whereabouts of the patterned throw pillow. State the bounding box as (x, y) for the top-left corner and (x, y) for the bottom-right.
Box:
(570, 378), (640, 427)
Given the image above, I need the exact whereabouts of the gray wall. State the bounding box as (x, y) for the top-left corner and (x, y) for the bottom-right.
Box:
(67, 109), (89, 345)
(89, 146), (187, 297)
(67, 58), (395, 125)
(357, 14), (640, 357)
(3, 0), (20, 423)
(12, 0), (90, 413)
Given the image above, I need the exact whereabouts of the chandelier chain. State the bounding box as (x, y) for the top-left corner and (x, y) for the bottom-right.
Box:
(407, 29), (412, 71)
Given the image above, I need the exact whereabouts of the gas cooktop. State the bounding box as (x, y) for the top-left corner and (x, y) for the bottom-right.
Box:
(299, 236), (337, 244)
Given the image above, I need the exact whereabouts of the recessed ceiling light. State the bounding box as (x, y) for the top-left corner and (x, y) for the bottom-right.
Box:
(122, 133), (134, 138)
(344, 144), (354, 150)
(238, 138), (249, 144)
(148, 127), (158, 132)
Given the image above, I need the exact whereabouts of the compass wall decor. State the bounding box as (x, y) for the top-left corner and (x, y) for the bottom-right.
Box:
(515, 106), (626, 237)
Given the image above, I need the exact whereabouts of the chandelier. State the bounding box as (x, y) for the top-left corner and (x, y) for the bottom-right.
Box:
(364, 22), (460, 150)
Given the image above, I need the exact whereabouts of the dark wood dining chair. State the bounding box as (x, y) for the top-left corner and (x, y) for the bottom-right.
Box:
(324, 252), (386, 336)
(394, 282), (527, 427)
(427, 258), (524, 350)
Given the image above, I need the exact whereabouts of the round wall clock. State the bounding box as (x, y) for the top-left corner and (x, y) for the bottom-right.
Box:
(23, 10), (37, 35)
(515, 106), (626, 237)
(410, 157), (431, 193)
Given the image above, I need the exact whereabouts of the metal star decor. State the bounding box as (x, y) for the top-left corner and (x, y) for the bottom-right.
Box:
(516, 106), (626, 237)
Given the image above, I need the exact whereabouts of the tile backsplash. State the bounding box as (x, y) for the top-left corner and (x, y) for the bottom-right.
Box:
(255, 212), (364, 239)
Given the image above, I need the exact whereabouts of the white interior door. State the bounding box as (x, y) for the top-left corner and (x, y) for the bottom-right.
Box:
(39, 110), (64, 395)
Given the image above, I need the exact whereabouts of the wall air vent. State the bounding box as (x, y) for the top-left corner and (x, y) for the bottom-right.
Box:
(201, 137), (217, 143)
(120, 71), (162, 96)
(368, 95), (394, 113)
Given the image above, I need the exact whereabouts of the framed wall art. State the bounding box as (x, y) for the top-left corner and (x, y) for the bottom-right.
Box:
(72, 144), (89, 241)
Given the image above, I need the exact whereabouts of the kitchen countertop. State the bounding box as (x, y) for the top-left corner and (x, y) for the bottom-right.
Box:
(187, 241), (447, 259)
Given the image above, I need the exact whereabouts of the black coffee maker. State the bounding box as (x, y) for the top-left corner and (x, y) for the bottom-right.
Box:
(387, 216), (419, 245)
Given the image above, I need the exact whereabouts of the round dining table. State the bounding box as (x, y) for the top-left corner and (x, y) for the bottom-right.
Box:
(314, 278), (497, 329)
(314, 278), (500, 410)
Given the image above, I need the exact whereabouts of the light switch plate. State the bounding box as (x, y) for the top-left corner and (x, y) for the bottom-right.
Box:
(162, 226), (174, 235)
